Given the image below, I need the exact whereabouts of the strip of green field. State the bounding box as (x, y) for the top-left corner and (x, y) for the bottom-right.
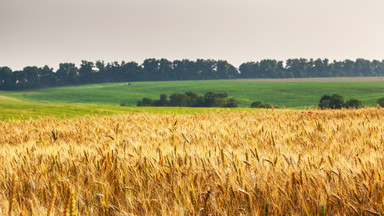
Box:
(0, 103), (253, 121)
(1, 80), (383, 108)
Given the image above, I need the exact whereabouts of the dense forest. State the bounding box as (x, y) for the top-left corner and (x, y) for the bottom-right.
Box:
(1, 58), (384, 90)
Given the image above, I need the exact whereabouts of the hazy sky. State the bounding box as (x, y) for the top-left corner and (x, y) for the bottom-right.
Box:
(1, 0), (384, 70)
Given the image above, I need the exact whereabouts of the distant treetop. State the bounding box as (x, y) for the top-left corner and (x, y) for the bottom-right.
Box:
(1, 58), (384, 90)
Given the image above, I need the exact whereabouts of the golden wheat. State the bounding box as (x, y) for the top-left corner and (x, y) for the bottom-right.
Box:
(0, 108), (384, 215)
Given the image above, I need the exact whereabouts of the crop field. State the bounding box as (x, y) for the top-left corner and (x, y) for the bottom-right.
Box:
(0, 102), (249, 121)
(1, 108), (384, 215)
(1, 79), (384, 108)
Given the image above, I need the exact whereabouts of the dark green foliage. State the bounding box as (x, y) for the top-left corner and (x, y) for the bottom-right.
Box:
(137, 98), (153, 106)
(329, 94), (344, 109)
(0, 67), (13, 90)
(79, 60), (95, 83)
(2, 58), (384, 90)
(204, 92), (228, 107)
(319, 94), (362, 109)
(251, 101), (265, 108)
(169, 93), (188, 106)
(250, 100), (279, 109)
(137, 91), (238, 107)
(345, 98), (362, 108)
(225, 98), (239, 108)
(185, 91), (199, 107)
(160, 94), (168, 104)
(377, 98), (384, 107)
(318, 95), (331, 109)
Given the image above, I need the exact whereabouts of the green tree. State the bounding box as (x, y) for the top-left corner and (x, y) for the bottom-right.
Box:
(0, 67), (13, 90)
(329, 94), (345, 109)
(158, 58), (173, 81)
(286, 58), (308, 78)
(56, 63), (79, 85)
(185, 91), (199, 106)
(239, 62), (258, 78)
(23, 66), (40, 88)
(79, 60), (95, 83)
(225, 98), (239, 107)
(152, 94), (169, 106)
(142, 58), (160, 81)
(169, 93), (188, 106)
(159, 94), (168, 105)
(318, 95), (331, 109)
(251, 101), (265, 108)
(120, 61), (140, 81)
(345, 98), (362, 109)
(204, 92), (228, 107)
(377, 98), (384, 107)
(137, 98), (153, 106)
(217, 60), (239, 79)
(39, 65), (56, 87)
(259, 59), (278, 78)
(12, 70), (27, 89)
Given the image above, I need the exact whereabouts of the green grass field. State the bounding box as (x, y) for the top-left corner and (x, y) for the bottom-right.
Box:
(0, 103), (249, 121)
(1, 79), (383, 120)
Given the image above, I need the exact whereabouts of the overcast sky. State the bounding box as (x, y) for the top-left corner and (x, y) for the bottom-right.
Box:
(1, 0), (384, 70)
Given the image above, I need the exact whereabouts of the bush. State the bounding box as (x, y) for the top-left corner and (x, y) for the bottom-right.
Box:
(137, 98), (153, 106)
(152, 94), (169, 106)
(345, 98), (362, 109)
(135, 91), (237, 107)
(204, 92), (228, 107)
(377, 98), (384, 107)
(185, 91), (199, 107)
(159, 94), (168, 105)
(250, 101), (278, 109)
(329, 94), (344, 109)
(318, 95), (331, 109)
(319, 94), (361, 109)
(225, 98), (239, 108)
(250, 101), (265, 108)
(169, 93), (188, 106)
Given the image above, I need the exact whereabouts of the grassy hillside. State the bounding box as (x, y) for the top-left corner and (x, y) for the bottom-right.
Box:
(0, 103), (252, 121)
(1, 80), (384, 108)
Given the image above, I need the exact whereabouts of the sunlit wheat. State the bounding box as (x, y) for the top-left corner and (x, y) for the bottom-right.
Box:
(1, 108), (384, 215)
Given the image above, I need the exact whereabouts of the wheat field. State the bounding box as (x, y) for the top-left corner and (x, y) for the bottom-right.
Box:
(1, 108), (384, 215)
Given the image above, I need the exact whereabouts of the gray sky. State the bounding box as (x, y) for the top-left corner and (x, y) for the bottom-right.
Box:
(1, 0), (384, 70)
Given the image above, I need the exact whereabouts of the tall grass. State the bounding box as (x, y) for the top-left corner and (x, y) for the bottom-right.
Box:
(1, 108), (384, 215)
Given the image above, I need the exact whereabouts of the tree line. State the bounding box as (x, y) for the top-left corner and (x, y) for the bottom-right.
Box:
(135, 91), (239, 107)
(318, 95), (384, 109)
(1, 58), (384, 90)
(318, 94), (362, 109)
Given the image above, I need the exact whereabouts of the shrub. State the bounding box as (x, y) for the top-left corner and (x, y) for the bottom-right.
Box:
(137, 98), (153, 106)
(345, 98), (362, 109)
(204, 92), (228, 107)
(319, 94), (362, 109)
(136, 91), (237, 107)
(318, 95), (331, 109)
(329, 94), (344, 109)
(225, 98), (239, 108)
(377, 97), (384, 107)
(250, 101), (279, 109)
(251, 101), (265, 108)
(169, 93), (188, 106)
